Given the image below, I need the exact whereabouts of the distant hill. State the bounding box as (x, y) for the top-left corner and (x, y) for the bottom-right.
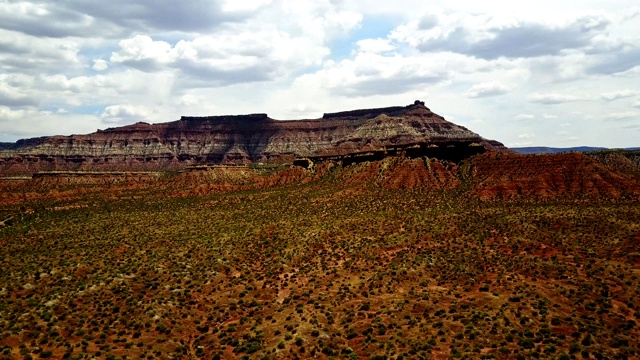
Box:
(511, 146), (608, 154)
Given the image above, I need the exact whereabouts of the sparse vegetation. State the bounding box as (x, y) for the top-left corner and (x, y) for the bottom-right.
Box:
(0, 160), (638, 359)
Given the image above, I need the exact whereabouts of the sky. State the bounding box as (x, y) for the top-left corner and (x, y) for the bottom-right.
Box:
(0, 0), (639, 148)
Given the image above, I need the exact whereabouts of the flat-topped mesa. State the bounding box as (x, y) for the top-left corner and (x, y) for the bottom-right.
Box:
(322, 100), (431, 120)
(179, 113), (270, 124)
(98, 121), (154, 133)
(0, 101), (508, 175)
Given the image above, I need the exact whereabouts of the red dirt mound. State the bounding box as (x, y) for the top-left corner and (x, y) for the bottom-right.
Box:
(465, 152), (640, 200)
(342, 157), (459, 190)
(378, 157), (459, 190)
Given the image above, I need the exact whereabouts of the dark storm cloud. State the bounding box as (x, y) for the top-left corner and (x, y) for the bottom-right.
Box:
(417, 16), (609, 59)
(0, 0), (247, 38)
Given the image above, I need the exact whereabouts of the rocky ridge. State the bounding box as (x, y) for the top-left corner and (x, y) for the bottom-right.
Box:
(0, 101), (505, 176)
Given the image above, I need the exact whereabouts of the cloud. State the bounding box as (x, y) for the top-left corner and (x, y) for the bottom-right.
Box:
(110, 35), (176, 72)
(110, 33), (330, 86)
(518, 133), (536, 139)
(588, 47), (640, 75)
(604, 112), (639, 121)
(601, 89), (639, 101)
(221, 0), (273, 12)
(101, 104), (152, 124)
(356, 38), (395, 53)
(0, 92), (37, 107)
(418, 14), (439, 30)
(465, 81), (510, 98)
(83, 0), (242, 32)
(392, 14), (610, 59)
(92, 59), (109, 71)
(0, 78), (38, 106)
(514, 114), (535, 121)
(0, 29), (82, 74)
(529, 93), (581, 104)
(0, 1), (107, 38)
(0, 106), (100, 140)
(509, 141), (534, 147)
(293, 52), (449, 97)
(179, 94), (200, 106)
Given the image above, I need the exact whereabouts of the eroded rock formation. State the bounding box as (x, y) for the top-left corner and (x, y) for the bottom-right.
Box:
(0, 101), (506, 176)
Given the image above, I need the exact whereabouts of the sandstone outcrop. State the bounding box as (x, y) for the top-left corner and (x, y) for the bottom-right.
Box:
(0, 101), (506, 176)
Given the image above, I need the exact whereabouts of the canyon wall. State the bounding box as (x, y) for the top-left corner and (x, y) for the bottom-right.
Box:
(0, 101), (506, 175)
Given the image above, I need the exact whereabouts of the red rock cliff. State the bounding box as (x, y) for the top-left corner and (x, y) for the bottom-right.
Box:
(0, 101), (506, 175)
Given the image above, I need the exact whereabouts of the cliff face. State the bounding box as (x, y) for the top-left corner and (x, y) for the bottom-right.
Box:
(0, 101), (506, 175)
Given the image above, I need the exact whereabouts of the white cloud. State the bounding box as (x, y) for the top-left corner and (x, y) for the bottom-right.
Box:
(518, 133), (536, 139)
(509, 141), (534, 147)
(391, 11), (610, 59)
(514, 114), (535, 120)
(529, 93), (581, 104)
(110, 35), (176, 71)
(0, 106), (100, 139)
(356, 38), (395, 53)
(604, 112), (639, 121)
(179, 94), (200, 106)
(0, 76), (37, 106)
(277, 2), (362, 41)
(222, 0), (273, 12)
(92, 59), (109, 71)
(101, 104), (152, 124)
(465, 81), (511, 98)
(601, 89), (639, 101)
(110, 32), (330, 86)
(293, 52), (449, 97)
(0, 29), (82, 73)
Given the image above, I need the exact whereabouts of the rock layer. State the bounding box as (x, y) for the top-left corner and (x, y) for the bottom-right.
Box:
(0, 101), (506, 175)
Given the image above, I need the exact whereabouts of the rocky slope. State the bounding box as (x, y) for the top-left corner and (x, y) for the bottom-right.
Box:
(168, 151), (640, 199)
(587, 149), (640, 180)
(0, 101), (506, 175)
(463, 152), (640, 200)
(2, 152), (639, 205)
